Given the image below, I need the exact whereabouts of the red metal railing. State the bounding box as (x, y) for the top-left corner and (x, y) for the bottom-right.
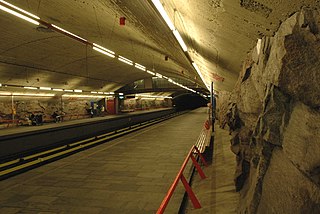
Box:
(156, 145), (208, 214)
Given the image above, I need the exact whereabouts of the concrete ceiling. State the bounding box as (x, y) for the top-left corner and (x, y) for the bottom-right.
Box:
(0, 0), (319, 94)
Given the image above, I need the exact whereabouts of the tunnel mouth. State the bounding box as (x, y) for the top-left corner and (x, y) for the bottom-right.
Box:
(172, 93), (208, 111)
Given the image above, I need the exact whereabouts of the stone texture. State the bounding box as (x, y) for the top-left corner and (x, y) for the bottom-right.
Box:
(257, 148), (320, 214)
(217, 8), (320, 214)
(282, 102), (320, 185)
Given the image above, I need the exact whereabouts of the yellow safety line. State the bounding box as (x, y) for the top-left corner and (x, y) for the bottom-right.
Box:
(0, 159), (20, 168)
(0, 159), (42, 176)
(23, 145), (67, 161)
(68, 137), (96, 147)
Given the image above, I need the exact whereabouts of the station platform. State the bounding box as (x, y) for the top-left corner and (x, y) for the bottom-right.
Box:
(0, 108), (208, 213)
(0, 108), (172, 137)
(0, 108), (176, 161)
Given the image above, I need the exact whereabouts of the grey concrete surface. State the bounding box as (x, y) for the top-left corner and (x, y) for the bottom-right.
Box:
(0, 107), (208, 213)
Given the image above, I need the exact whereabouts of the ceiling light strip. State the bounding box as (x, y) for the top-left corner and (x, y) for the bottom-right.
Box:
(39, 87), (51, 90)
(151, 0), (175, 31)
(24, 86), (37, 90)
(52, 88), (63, 91)
(0, 0), (39, 19)
(135, 63), (146, 71)
(51, 24), (87, 43)
(150, 0), (208, 93)
(0, 4), (39, 25)
(155, 73), (163, 78)
(93, 43), (115, 54)
(192, 62), (209, 90)
(62, 94), (109, 98)
(146, 70), (155, 75)
(118, 56), (133, 65)
(93, 46), (115, 58)
(173, 30), (187, 52)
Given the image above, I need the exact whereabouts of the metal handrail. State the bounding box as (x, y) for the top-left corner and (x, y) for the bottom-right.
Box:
(156, 145), (208, 214)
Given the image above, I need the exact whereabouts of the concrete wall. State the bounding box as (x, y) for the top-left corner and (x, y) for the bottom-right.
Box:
(217, 8), (320, 213)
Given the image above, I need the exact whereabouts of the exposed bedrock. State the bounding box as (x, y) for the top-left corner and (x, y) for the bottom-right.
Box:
(217, 8), (320, 213)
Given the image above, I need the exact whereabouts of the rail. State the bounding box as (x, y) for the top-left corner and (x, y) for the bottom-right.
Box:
(0, 110), (184, 179)
(157, 145), (208, 214)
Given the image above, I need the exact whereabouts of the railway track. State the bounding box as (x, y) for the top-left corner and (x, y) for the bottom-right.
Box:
(0, 111), (186, 180)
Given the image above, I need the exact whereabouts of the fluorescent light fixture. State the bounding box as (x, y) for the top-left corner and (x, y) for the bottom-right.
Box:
(146, 70), (155, 75)
(52, 88), (63, 91)
(0, 4), (39, 25)
(74, 89), (82, 93)
(93, 46), (115, 58)
(91, 91), (97, 94)
(24, 86), (38, 90)
(64, 89), (73, 92)
(0, 91), (11, 95)
(141, 97), (156, 100)
(16, 93), (55, 97)
(168, 78), (173, 83)
(155, 73), (163, 78)
(62, 94), (105, 98)
(0, 83), (2, 87)
(109, 92), (115, 95)
(119, 93), (124, 95)
(135, 94), (172, 99)
(0, 0), (40, 19)
(118, 55), (133, 65)
(192, 62), (209, 90)
(39, 87), (51, 90)
(98, 92), (104, 94)
(93, 43), (115, 54)
(135, 63), (146, 71)
(104, 92), (109, 95)
(51, 24), (87, 42)
(151, 0), (175, 31)
(173, 29), (187, 52)
(162, 75), (169, 80)
(4, 92), (55, 97)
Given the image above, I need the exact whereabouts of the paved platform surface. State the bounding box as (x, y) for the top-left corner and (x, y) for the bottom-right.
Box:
(0, 108), (208, 213)
(0, 108), (172, 137)
(185, 123), (239, 213)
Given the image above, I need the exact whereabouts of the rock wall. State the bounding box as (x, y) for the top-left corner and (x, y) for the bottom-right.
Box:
(122, 98), (172, 111)
(218, 8), (320, 213)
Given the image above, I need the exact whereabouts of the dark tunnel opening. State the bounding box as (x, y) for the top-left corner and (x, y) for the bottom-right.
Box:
(172, 93), (208, 111)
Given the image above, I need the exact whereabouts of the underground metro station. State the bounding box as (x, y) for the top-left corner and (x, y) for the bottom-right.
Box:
(0, 0), (319, 213)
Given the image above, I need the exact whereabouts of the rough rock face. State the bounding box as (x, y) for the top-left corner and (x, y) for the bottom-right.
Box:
(217, 8), (320, 213)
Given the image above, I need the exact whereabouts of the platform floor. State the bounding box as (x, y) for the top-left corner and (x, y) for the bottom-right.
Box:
(185, 123), (239, 213)
(0, 108), (172, 137)
(0, 108), (208, 213)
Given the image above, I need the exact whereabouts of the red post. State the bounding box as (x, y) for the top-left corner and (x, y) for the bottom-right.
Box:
(157, 145), (209, 214)
(180, 174), (201, 209)
(190, 154), (206, 179)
